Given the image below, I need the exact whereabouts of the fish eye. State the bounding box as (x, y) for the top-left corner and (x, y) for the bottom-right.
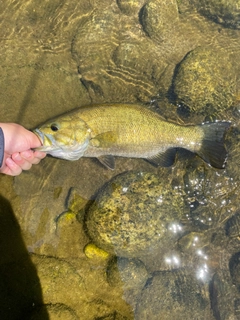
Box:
(50, 123), (59, 132)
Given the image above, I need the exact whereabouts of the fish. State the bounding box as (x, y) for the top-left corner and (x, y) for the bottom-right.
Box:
(33, 104), (231, 169)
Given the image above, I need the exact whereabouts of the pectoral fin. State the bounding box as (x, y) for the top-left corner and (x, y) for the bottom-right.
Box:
(97, 155), (115, 170)
(147, 148), (177, 167)
(90, 131), (118, 148)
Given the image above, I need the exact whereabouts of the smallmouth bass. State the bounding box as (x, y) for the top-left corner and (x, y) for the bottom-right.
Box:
(33, 104), (231, 169)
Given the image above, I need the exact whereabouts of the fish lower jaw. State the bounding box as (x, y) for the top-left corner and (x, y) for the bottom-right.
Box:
(34, 145), (56, 152)
(45, 140), (90, 161)
(48, 149), (84, 161)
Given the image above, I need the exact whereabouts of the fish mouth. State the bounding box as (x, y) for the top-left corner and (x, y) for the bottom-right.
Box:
(33, 129), (90, 160)
(33, 129), (57, 152)
(33, 129), (44, 144)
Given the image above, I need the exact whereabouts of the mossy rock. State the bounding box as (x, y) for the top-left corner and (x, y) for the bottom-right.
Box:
(173, 47), (236, 115)
(85, 171), (186, 258)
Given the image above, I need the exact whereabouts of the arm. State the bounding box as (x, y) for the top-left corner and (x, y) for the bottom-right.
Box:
(0, 123), (46, 176)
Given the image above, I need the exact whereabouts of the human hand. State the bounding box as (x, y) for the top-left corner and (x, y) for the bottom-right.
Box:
(0, 123), (46, 176)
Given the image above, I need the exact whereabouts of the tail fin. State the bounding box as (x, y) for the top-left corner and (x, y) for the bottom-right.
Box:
(197, 122), (231, 169)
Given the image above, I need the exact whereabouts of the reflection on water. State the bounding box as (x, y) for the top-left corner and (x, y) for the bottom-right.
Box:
(1, 0), (240, 318)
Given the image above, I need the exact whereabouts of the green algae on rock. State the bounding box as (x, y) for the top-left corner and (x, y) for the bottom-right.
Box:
(66, 187), (88, 217)
(84, 243), (110, 260)
(173, 47), (236, 115)
(85, 171), (186, 258)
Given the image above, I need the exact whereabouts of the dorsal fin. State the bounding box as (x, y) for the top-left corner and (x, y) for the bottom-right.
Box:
(97, 155), (115, 170)
(147, 148), (177, 167)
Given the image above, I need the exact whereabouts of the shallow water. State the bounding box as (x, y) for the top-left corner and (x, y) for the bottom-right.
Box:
(1, 0), (240, 319)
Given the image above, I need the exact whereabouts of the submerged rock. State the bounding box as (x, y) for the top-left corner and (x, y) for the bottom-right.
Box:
(229, 252), (240, 291)
(30, 254), (85, 308)
(225, 211), (240, 238)
(85, 171), (186, 258)
(191, 0), (240, 29)
(140, 0), (179, 41)
(107, 257), (148, 290)
(183, 160), (237, 229)
(117, 0), (145, 16)
(30, 303), (79, 320)
(107, 257), (148, 308)
(210, 269), (240, 319)
(173, 47), (236, 115)
(135, 269), (213, 320)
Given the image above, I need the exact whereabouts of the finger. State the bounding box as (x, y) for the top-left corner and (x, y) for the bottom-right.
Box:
(23, 150), (47, 161)
(19, 150), (35, 161)
(20, 150), (46, 161)
(29, 152), (46, 164)
(3, 157), (23, 176)
(21, 150), (46, 163)
(33, 151), (46, 159)
(12, 153), (32, 170)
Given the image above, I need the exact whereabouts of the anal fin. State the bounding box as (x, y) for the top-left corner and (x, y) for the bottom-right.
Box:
(147, 148), (177, 167)
(97, 155), (115, 170)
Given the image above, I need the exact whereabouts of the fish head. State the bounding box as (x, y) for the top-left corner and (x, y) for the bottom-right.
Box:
(33, 115), (91, 160)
